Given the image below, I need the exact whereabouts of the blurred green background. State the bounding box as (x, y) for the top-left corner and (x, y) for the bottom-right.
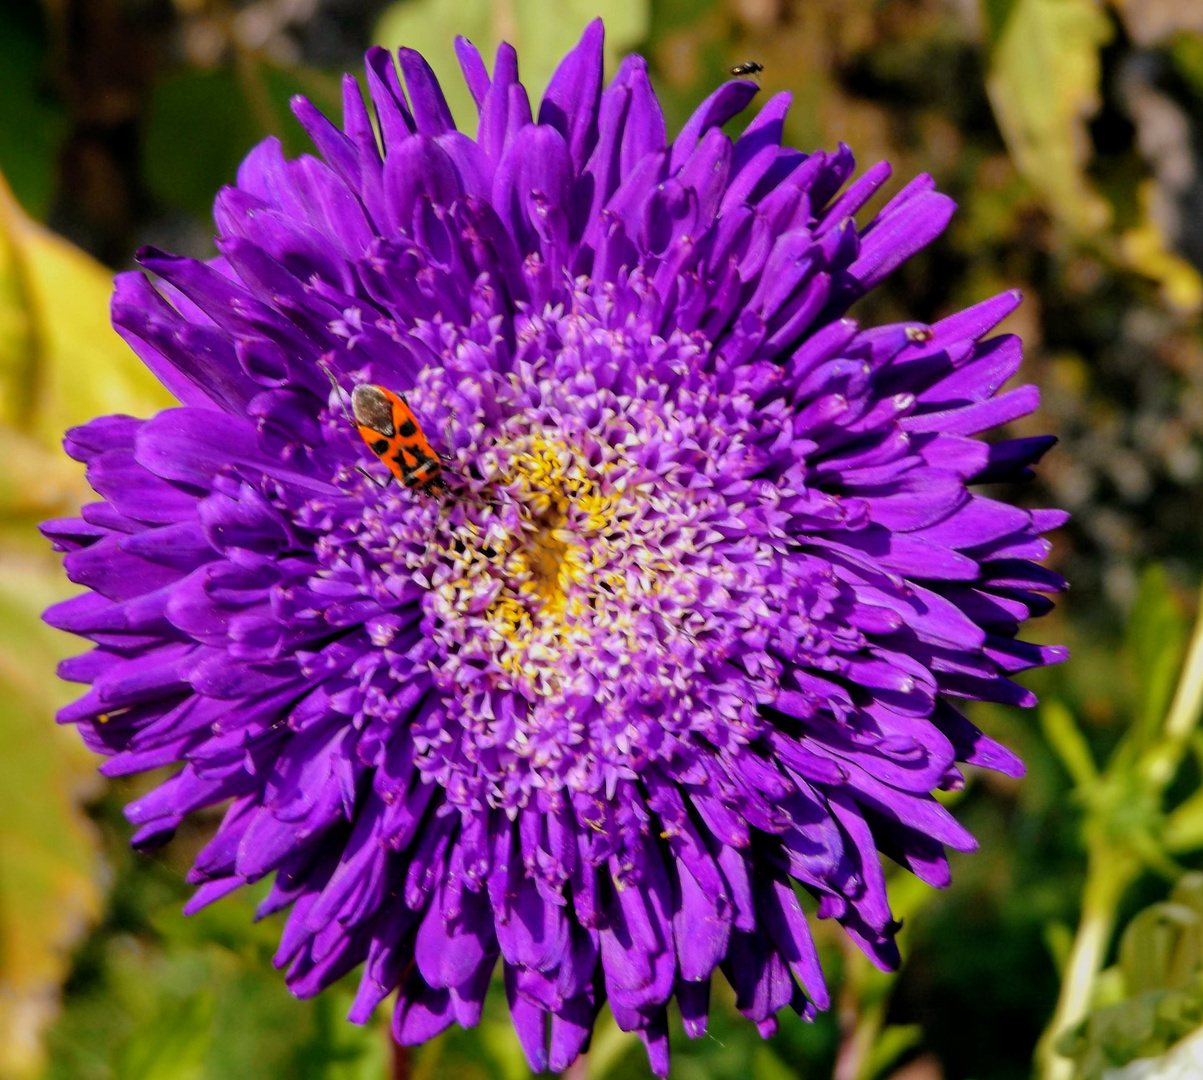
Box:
(4, 0), (1203, 1078)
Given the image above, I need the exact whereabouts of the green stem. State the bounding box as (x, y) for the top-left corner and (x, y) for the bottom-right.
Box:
(833, 944), (892, 1080)
(1036, 849), (1138, 1080)
(1036, 587), (1203, 1079)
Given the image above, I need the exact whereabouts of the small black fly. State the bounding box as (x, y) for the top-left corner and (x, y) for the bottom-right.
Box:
(729, 61), (764, 78)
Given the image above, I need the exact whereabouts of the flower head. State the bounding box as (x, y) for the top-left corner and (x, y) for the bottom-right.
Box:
(43, 20), (1065, 1075)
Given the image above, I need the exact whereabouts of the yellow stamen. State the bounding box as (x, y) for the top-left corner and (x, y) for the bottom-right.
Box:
(424, 427), (633, 694)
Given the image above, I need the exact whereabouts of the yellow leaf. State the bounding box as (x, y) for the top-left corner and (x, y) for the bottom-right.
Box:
(986, 0), (1113, 236)
(0, 555), (102, 1080)
(1121, 180), (1203, 314)
(0, 170), (174, 453)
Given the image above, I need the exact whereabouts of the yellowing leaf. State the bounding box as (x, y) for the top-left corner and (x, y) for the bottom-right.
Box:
(1121, 180), (1203, 314)
(986, 0), (1113, 236)
(0, 166), (174, 1079)
(0, 170), (174, 454)
(0, 556), (102, 1080)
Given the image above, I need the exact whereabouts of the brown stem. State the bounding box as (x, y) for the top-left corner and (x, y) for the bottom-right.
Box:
(390, 1034), (411, 1080)
(562, 1052), (589, 1079)
(833, 973), (864, 1080)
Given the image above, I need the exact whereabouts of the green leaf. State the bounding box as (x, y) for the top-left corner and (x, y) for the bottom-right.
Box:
(1056, 988), (1203, 1080)
(1041, 699), (1099, 790)
(985, 0), (1113, 235)
(1063, 879), (1203, 1078)
(1101, 1026), (1203, 1080)
(374, 0), (651, 134)
(1119, 900), (1203, 996)
(1128, 566), (1189, 752)
(1118, 876), (1203, 996)
(1163, 790), (1203, 853)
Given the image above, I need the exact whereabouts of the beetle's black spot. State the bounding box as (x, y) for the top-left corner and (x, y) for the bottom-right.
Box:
(370, 438), (390, 456)
(397, 418), (417, 439)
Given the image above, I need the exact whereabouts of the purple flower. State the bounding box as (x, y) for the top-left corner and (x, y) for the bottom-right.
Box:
(42, 20), (1066, 1075)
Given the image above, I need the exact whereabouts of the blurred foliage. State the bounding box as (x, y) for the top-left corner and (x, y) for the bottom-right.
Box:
(986, 0), (1114, 236)
(1023, 565), (1203, 1080)
(39, 798), (389, 1080)
(1, 0), (1203, 1079)
(143, 63), (340, 220)
(0, 5), (65, 221)
(375, 0), (650, 133)
(1057, 874), (1203, 1079)
(0, 168), (175, 1079)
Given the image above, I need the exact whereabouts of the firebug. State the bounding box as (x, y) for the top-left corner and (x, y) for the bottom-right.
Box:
(323, 369), (445, 494)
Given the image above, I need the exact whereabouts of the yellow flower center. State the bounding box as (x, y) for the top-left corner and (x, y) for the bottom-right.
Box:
(423, 429), (629, 697)
(527, 524), (571, 617)
(509, 432), (583, 621)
